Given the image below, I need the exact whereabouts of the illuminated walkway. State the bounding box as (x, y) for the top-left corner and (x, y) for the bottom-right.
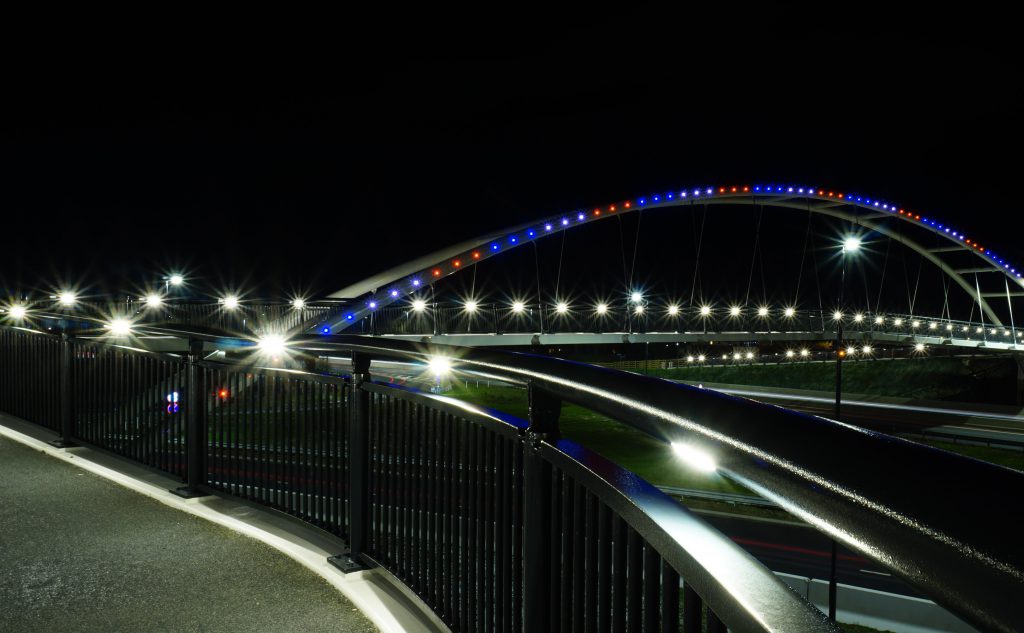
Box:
(0, 434), (376, 633)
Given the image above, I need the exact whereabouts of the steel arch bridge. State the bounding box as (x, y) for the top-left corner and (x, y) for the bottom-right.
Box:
(317, 183), (1024, 345)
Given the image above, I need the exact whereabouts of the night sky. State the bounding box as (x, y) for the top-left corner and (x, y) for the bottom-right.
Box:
(2, 16), (1020, 316)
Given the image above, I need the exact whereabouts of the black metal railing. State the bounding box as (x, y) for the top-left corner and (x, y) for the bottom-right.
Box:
(4, 319), (1023, 632)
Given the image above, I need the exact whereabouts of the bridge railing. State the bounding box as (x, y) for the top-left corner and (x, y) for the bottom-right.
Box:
(3, 321), (1022, 631)
(357, 302), (1024, 345)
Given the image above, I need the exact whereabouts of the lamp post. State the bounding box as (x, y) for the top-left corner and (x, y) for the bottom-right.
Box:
(830, 235), (860, 622)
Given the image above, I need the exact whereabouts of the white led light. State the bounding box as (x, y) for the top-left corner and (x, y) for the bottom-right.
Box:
(875, 316), (884, 324)
(58, 292), (77, 307)
(258, 334), (287, 355)
(596, 303), (608, 315)
(222, 296), (239, 309)
(630, 291), (643, 303)
(785, 350), (795, 358)
(854, 313), (864, 323)
(697, 354), (706, 362)
(846, 346), (856, 355)
(729, 306), (741, 317)
(757, 307), (768, 317)
(292, 298), (306, 309)
(700, 305), (711, 316)
(671, 442), (717, 473)
(428, 355), (452, 377)
(667, 305), (679, 316)
(915, 343), (925, 352)
(108, 318), (132, 336)
(556, 302), (569, 314)
(800, 348), (809, 357)
(8, 305), (27, 319)
(145, 294), (162, 308)
(634, 305), (644, 315)
(862, 345), (872, 354)
(833, 311), (844, 321)
(169, 274), (184, 286)
(412, 299), (427, 312)
(784, 307), (795, 318)
(464, 300), (478, 313)
(511, 301), (525, 313)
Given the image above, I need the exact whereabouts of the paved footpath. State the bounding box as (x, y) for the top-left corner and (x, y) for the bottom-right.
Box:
(0, 436), (376, 633)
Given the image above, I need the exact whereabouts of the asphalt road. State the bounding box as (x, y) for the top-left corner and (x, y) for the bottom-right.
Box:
(0, 436), (375, 633)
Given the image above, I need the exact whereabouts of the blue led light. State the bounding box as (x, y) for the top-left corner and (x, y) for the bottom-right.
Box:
(390, 289), (399, 297)
(322, 327), (330, 334)
(706, 188), (713, 194)
(527, 230), (536, 237)
(561, 218), (569, 226)
(491, 243), (500, 251)
(346, 314), (354, 320)
(412, 279), (421, 287)
(680, 191), (687, 197)
(667, 193), (673, 199)
(639, 198), (646, 205)
(509, 236), (518, 243)
(545, 223), (553, 231)
(754, 186), (762, 192)
(577, 212), (585, 221)
(653, 195), (660, 201)
(368, 301), (377, 309)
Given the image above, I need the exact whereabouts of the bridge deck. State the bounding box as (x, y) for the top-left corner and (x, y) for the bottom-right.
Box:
(0, 428), (376, 633)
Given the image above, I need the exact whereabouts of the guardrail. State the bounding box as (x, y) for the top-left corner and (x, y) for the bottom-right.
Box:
(3, 320), (1022, 632)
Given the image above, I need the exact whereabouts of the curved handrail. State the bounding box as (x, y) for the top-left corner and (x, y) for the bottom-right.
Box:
(8, 319), (1023, 631)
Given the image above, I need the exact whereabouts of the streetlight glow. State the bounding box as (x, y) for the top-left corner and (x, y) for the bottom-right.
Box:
(464, 300), (478, 313)
(784, 307), (795, 318)
(699, 305), (711, 317)
(555, 302), (569, 314)
(292, 298), (306, 309)
(145, 294), (162, 308)
(169, 274), (184, 286)
(511, 301), (525, 314)
(667, 304), (679, 316)
(757, 306), (769, 317)
(222, 296), (239, 310)
(671, 442), (717, 473)
(595, 303), (608, 315)
(258, 334), (287, 356)
(412, 299), (427, 312)
(729, 306), (741, 317)
(58, 292), (77, 307)
(108, 318), (132, 336)
(428, 355), (452, 377)
(832, 310), (844, 322)
(630, 291), (643, 303)
(634, 305), (644, 315)
(8, 305), (27, 319)
(842, 237), (862, 252)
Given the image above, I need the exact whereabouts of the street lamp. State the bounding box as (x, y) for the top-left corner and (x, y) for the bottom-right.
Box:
(831, 234), (861, 621)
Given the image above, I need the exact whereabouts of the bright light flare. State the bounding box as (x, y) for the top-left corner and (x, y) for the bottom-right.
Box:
(428, 355), (452, 377)
(699, 305), (711, 317)
(875, 316), (884, 325)
(845, 346), (856, 355)
(914, 343), (926, 352)
(832, 311), (844, 321)
(108, 318), (132, 336)
(729, 306), (741, 317)
(785, 350), (795, 358)
(258, 334), (287, 356)
(757, 306), (769, 317)
(292, 298), (306, 309)
(8, 305), (27, 319)
(634, 305), (644, 315)
(784, 307), (795, 318)
(464, 300), (478, 313)
(800, 348), (809, 357)
(145, 294), (163, 308)
(842, 237), (862, 252)
(671, 442), (717, 473)
(697, 354), (706, 362)
(169, 274), (184, 286)
(412, 299), (427, 312)
(58, 291), (77, 307)
(862, 345), (872, 354)
(511, 301), (525, 314)
(854, 313), (864, 323)
(555, 302), (569, 314)
(596, 303), (608, 315)
(667, 305), (679, 316)
(630, 291), (643, 303)
(222, 295), (240, 310)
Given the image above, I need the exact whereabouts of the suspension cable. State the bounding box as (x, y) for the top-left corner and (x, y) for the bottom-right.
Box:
(744, 204), (764, 306)
(873, 233), (892, 315)
(793, 203), (813, 307)
(688, 204), (707, 307)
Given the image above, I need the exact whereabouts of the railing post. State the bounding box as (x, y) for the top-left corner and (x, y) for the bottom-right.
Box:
(522, 381), (560, 631)
(173, 338), (209, 498)
(330, 351), (372, 573)
(49, 332), (77, 449)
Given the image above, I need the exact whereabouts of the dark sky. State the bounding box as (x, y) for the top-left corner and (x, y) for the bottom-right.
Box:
(2, 15), (1020, 311)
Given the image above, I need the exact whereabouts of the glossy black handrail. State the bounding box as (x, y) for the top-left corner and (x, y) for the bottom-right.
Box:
(8, 318), (1024, 631)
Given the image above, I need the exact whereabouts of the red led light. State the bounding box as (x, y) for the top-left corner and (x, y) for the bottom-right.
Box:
(472, 252), (480, 259)
(433, 269), (441, 276)
(818, 190), (824, 195)
(719, 187), (725, 193)
(730, 187), (737, 192)
(624, 202), (630, 208)
(837, 193), (844, 199)
(453, 260), (461, 267)
(742, 186), (749, 192)
(915, 215), (921, 220)
(609, 205), (616, 211)
(827, 192), (834, 197)
(593, 210), (600, 216)
(219, 389), (229, 398)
